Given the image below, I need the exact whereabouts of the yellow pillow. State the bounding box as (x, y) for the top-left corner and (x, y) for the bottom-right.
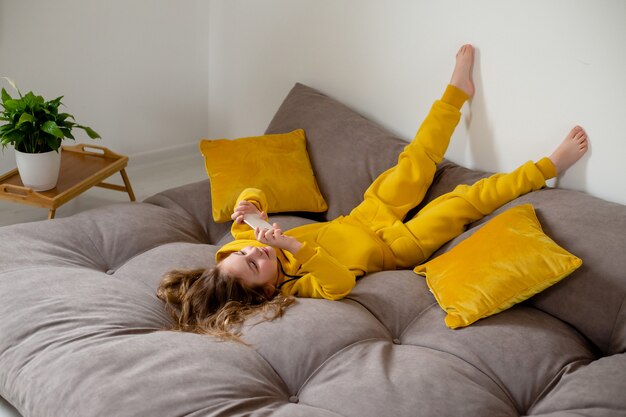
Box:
(199, 129), (328, 222)
(414, 204), (582, 329)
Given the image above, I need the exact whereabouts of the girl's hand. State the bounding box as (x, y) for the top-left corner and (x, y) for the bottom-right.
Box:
(231, 200), (268, 224)
(255, 223), (303, 254)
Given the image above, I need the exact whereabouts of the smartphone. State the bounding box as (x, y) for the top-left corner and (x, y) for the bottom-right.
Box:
(243, 213), (273, 231)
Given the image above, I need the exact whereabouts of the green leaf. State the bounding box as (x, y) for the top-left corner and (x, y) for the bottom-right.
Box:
(78, 125), (101, 139)
(1, 88), (11, 104)
(45, 136), (62, 151)
(0, 124), (15, 135)
(60, 128), (75, 139)
(51, 95), (63, 103)
(41, 120), (64, 138)
(16, 112), (36, 127)
(23, 92), (37, 109)
(3, 99), (19, 112)
(5, 130), (23, 144)
(59, 120), (75, 129)
(57, 112), (75, 121)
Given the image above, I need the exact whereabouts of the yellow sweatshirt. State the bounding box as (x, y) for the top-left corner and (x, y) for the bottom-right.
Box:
(216, 188), (394, 300)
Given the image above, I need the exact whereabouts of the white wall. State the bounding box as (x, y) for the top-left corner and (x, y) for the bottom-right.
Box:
(208, 0), (626, 205)
(0, 0), (209, 173)
(2, 0), (624, 205)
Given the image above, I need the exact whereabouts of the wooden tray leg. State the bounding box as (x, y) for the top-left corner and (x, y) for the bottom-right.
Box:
(48, 208), (56, 220)
(120, 169), (136, 202)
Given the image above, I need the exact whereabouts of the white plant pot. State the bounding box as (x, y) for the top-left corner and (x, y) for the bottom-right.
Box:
(15, 148), (62, 191)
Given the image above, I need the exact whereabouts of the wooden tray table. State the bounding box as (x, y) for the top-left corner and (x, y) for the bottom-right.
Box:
(0, 144), (135, 219)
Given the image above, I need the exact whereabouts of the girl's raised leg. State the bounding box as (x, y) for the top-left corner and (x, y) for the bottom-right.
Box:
(349, 45), (474, 230)
(394, 128), (589, 267)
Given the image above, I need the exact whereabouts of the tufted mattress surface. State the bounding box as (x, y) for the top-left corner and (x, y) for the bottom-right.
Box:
(1, 83), (625, 416)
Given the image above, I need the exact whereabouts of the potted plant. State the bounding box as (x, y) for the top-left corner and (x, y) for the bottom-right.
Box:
(0, 77), (101, 191)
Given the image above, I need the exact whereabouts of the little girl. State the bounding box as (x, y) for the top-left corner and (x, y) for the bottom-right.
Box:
(157, 44), (589, 341)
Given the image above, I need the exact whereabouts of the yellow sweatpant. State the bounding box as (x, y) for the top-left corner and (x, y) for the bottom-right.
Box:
(348, 85), (557, 269)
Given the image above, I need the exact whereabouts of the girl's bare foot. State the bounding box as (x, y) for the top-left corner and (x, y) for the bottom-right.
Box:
(450, 44), (475, 98)
(549, 126), (589, 174)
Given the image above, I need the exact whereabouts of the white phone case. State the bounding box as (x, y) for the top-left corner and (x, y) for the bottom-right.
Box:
(243, 213), (273, 231)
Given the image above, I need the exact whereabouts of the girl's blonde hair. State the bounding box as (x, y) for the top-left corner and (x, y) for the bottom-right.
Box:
(156, 266), (295, 343)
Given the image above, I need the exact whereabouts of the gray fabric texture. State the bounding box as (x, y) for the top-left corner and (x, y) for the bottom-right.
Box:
(1, 82), (625, 417)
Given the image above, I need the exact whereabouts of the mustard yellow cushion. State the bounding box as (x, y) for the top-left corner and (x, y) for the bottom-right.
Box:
(199, 129), (328, 222)
(414, 204), (582, 329)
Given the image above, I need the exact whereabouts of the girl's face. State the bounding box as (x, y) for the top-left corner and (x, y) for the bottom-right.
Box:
(219, 246), (279, 294)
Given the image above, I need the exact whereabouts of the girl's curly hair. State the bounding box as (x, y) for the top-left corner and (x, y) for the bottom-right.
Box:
(156, 266), (295, 343)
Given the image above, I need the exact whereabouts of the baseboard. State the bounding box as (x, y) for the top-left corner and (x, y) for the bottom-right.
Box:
(127, 141), (200, 169)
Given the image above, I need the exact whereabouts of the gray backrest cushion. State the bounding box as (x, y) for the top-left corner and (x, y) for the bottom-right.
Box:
(265, 82), (409, 221)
